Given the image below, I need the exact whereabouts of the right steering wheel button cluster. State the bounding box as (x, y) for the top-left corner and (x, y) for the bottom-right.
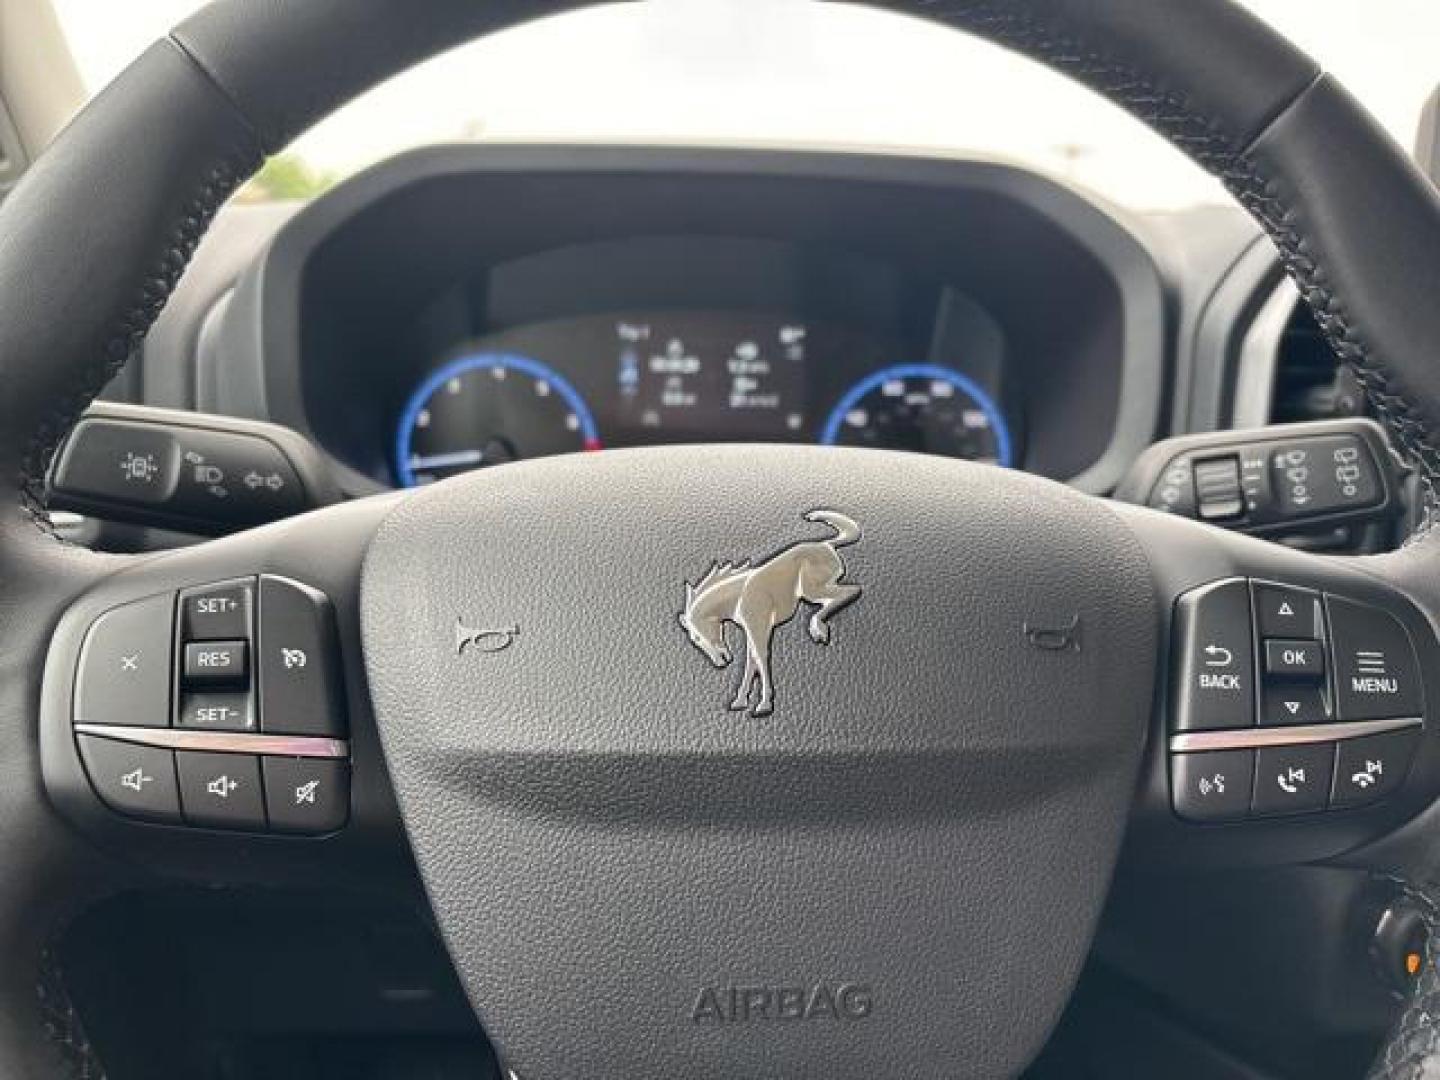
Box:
(71, 575), (350, 835)
(1169, 577), (1424, 822)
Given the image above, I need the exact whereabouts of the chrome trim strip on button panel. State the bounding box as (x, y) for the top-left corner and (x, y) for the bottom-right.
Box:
(74, 723), (348, 759)
(1170, 717), (1421, 753)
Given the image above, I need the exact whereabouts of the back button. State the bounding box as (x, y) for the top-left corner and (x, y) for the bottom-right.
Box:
(1172, 580), (1255, 731)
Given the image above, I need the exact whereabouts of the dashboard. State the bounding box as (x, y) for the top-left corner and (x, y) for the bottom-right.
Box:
(199, 145), (1167, 497)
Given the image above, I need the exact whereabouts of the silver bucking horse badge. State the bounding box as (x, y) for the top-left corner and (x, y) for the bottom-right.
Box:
(679, 510), (862, 717)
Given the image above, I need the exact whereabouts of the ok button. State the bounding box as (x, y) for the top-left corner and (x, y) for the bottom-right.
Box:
(1264, 638), (1324, 679)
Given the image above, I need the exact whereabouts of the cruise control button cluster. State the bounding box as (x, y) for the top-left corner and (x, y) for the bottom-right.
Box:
(71, 576), (349, 835)
(1170, 578), (1425, 822)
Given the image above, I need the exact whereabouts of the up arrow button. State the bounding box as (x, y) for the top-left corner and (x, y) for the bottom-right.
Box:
(1253, 582), (1322, 638)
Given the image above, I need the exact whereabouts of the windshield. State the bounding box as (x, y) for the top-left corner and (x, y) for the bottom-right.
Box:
(52, 0), (1440, 210)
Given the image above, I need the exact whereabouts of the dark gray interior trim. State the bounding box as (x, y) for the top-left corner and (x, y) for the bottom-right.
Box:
(1232, 275), (1300, 429)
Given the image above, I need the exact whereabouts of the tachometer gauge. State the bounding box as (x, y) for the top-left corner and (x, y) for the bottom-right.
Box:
(394, 353), (599, 487)
(819, 364), (1013, 466)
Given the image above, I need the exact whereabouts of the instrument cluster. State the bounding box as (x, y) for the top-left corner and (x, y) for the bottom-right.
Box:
(235, 148), (1160, 497)
(394, 308), (1013, 487)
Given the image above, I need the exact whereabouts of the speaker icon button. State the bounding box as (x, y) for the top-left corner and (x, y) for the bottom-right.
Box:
(263, 757), (349, 835)
(177, 751), (264, 830)
(78, 736), (180, 824)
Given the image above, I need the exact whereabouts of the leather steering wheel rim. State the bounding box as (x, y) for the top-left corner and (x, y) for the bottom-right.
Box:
(6, 2), (1440, 1077)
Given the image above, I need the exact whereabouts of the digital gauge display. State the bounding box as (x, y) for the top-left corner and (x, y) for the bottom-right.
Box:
(393, 310), (1016, 486)
(610, 314), (808, 443)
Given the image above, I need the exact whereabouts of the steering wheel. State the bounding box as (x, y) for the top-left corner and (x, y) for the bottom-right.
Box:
(6, 1), (1440, 1077)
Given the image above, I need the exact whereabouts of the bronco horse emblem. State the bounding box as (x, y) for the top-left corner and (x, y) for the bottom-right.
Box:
(679, 510), (862, 717)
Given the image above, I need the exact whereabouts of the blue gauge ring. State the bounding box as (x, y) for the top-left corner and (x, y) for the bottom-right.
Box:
(394, 352), (600, 488)
(819, 363), (1014, 467)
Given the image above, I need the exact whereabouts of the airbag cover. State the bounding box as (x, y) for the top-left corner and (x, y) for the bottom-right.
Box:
(362, 445), (1156, 1080)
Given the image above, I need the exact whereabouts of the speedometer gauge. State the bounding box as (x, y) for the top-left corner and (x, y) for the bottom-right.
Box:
(395, 353), (600, 487)
(820, 364), (1013, 466)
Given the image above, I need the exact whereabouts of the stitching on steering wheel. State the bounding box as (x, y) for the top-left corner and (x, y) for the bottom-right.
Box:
(917, 0), (1440, 533)
(36, 947), (105, 1080)
(18, 150), (257, 543)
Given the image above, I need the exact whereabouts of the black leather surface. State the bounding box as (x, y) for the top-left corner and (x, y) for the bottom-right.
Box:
(0, 1), (1436, 1077)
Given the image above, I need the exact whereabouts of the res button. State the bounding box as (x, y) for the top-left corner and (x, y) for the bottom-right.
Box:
(182, 640), (248, 687)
